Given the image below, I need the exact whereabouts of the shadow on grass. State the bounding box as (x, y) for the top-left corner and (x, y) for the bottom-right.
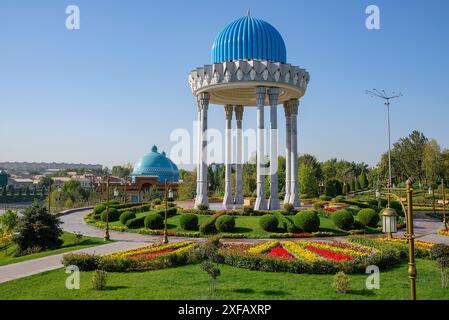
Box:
(262, 290), (287, 296)
(232, 288), (255, 294)
(349, 289), (376, 297)
(104, 286), (128, 291)
(233, 227), (253, 233)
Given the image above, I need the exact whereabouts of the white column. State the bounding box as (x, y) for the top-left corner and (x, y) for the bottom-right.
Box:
(254, 87), (267, 210)
(289, 99), (300, 208)
(268, 88), (280, 210)
(195, 92), (209, 208)
(195, 96), (202, 207)
(234, 105), (244, 206)
(223, 105), (233, 209)
(283, 103), (291, 204)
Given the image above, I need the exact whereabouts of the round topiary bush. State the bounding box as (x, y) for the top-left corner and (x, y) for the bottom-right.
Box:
(332, 209), (354, 230)
(93, 204), (106, 215)
(242, 206), (254, 215)
(144, 212), (164, 229)
(378, 199), (388, 208)
(334, 195), (345, 202)
(389, 201), (404, 216)
(293, 210), (320, 232)
(180, 213), (199, 230)
(319, 195), (331, 201)
(215, 215), (235, 232)
(259, 214), (279, 232)
(100, 207), (120, 222)
(283, 203), (295, 214)
(119, 211), (136, 225)
(355, 208), (379, 227)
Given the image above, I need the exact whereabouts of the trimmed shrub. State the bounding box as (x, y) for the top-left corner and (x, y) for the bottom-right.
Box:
(319, 195), (331, 201)
(144, 212), (164, 229)
(215, 215), (235, 232)
(180, 214), (199, 230)
(243, 206), (254, 216)
(378, 199), (388, 208)
(356, 208), (379, 227)
(259, 214), (279, 232)
(100, 208), (119, 222)
(332, 209), (354, 230)
(119, 211), (136, 225)
(313, 201), (325, 210)
(197, 204), (209, 212)
(93, 204), (106, 215)
(125, 215), (146, 229)
(91, 270), (108, 290)
(283, 203), (296, 215)
(294, 210), (320, 232)
(334, 195), (345, 202)
(390, 201), (404, 216)
(155, 207), (177, 218)
(200, 211), (225, 234)
(347, 205), (361, 215)
(274, 212), (298, 232)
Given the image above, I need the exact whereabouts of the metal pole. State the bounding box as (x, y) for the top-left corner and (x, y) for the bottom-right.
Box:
(386, 100), (392, 208)
(104, 177), (110, 241)
(443, 178), (447, 230)
(406, 179), (417, 300)
(163, 179), (169, 243)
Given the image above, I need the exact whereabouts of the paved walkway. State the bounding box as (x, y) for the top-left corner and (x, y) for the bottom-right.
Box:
(0, 241), (148, 284)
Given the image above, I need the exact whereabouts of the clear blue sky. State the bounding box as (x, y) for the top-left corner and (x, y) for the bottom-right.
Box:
(1, 0), (448, 169)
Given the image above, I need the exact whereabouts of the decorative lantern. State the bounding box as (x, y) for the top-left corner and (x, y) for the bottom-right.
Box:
(168, 188), (174, 199)
(382, 207), (397, 237)
(375, 190), (381, 199)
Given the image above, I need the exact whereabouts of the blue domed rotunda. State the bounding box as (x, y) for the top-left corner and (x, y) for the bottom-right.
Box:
(189, 13), (310, 211)
(131, 145), (179, 183)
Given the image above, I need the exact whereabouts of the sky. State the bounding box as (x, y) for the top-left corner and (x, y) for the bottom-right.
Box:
(1, 0), (448, 169)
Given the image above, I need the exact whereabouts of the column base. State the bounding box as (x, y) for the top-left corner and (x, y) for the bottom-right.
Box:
(194, 194), (209, 208)
(289, 193), (300, 208)
(234, 194), (244, 206)
(268, 197), (281, 210)
(283, 194), (291, 205)
(254, 197), (267, 211)
(223, 191), (234, 210)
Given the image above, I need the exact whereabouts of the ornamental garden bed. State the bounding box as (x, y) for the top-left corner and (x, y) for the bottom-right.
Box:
(84, 210), (381, 239)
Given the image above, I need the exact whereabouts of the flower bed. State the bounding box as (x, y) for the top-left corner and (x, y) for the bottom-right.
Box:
(438, 229), (449, 237)
(218, 238), (406, 274)
(107, 241), (197, 259)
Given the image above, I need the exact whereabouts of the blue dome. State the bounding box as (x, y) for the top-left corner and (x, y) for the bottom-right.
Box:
(131, 145), (179, 183)
(211, 16), (287, 64)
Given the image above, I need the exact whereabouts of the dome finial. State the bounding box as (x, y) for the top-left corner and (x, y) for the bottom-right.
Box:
(246, 9), (250, 17)
(151, 145), (158, 153)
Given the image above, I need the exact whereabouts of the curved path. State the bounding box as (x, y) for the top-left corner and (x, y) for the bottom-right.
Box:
(60, 209), (449, 245)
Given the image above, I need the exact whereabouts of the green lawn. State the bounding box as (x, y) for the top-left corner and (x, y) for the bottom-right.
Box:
(106, 212), (356, 237)
(0, 232), (110, 267)
(0, 259), (447, 300)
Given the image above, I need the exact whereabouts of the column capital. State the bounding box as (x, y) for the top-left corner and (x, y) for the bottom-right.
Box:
(289, 99), (299, 115)
(197, 92), (210, 111)
(224, 105), (233, 120)
(234, 105), (244, 121)
(268, 87), (279, 106)
(256, 86), (266, 106)
(283, 102), (291, 117)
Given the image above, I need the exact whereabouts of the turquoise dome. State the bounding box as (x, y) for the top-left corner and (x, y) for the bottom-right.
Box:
(131, 145), (179, 183)
(211, 16), (287, 64)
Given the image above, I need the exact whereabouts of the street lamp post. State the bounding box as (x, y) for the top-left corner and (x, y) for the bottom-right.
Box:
(163, 179), (169, 244)
(104, 176), (110, 241)
(366, 89), (402, 204)
(442, 178), (447, 230)
(405, 178), (417, 300)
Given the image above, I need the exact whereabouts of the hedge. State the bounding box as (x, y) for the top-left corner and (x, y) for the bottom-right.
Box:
(119, 211), (136, 225)
(332, 209), (354, 230)
(293, 210), (320, 232)
(100, 208), (120, 222)
(259, 214), (279, 232)
(179, 214), (199, 230)
(215, 215), (235, 232)
(144, 213), (164, 229)
(273, 212), (297, 232)
(355, 208), (379, 227)
(125, 215), (147, 229)
(199, 211), (225, 234)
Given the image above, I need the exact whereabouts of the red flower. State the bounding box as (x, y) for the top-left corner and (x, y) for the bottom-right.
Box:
(266, 246), (295, 260)
(305, 245), (353, 261)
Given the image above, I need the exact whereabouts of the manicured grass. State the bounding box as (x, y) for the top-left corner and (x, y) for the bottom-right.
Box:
(0, 232), (110, 267)
(0, 259), (446, 300)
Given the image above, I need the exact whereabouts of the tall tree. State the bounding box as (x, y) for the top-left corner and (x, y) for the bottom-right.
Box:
(298, 163), (318, 197)
(422, 139), (442, 184)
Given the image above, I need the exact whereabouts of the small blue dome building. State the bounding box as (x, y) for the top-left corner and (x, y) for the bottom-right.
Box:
(211, 16), (287, 64)
(131, 145), (179, 183)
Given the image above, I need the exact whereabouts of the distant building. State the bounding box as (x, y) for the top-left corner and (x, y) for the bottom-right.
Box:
(0, 170), (7, 187)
